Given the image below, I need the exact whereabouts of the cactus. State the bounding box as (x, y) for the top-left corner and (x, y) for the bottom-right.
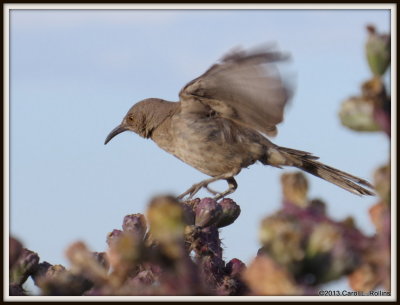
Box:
(339, 25), (391, 136)
(9, 166), (389, 296)
(8, 24), (390, 297)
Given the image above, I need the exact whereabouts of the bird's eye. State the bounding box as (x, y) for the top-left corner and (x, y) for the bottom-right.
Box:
(128, 116), (133, 121)
(208, 110), (217, 118)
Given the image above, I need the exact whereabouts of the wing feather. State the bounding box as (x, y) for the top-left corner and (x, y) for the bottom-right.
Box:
(179, 45), (292, 136)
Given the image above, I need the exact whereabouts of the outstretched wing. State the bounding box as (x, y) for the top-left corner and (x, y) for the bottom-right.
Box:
(179, 45), (293, 137)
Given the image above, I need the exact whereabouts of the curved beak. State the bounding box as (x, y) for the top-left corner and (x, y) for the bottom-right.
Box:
(104, 124), (128, 145)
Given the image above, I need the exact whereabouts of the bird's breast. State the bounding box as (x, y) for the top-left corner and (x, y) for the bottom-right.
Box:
(160, 113), (265, 177)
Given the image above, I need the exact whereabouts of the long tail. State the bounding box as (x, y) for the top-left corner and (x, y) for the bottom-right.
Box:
(275, 146), (375, 196)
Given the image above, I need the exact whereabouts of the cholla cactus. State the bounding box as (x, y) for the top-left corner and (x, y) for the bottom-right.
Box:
(10, 166), (388, 296)
(9, 239), (39, 296)
(9, 195), (246, 296)
(245, 172), (372, 295)
(338, 24), (391, 293)
(9, 169), (389, 296)
(9, 24), (390, 297)
(339, 25), (390, 136)
(348, 164), (391, 292)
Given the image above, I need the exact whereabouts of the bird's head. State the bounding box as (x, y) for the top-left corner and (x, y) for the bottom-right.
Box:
(104, 98), (166, 144)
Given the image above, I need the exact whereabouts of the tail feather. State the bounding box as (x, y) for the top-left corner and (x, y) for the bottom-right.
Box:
(278, 147), (375, 196)
(278, 147), (320, 160)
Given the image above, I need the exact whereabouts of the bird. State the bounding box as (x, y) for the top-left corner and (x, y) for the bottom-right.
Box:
(105, 45), (374, 200)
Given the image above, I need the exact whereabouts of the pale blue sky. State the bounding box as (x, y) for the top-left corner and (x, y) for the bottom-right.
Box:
(9, 8), (390, 291)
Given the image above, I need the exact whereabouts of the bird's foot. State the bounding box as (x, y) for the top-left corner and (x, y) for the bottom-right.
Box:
(177, 177), (238, 201)
(177, 180), (221, 200)
(213, 177), (238, 201)
(177, 182), (205, 200)
(212, 189), (232, 201)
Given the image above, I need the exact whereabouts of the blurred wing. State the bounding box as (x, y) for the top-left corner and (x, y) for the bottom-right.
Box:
(179, 45), (293, 136)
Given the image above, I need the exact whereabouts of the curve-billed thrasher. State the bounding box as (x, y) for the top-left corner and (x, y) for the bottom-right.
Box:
(105, 45), (374, 200)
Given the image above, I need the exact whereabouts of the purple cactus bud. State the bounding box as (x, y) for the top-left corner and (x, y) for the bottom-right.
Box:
(9, 283), (26, 296)
(31, 261), (52, 286)
(215, 198), (241, 228)
(308, 199), (327, 217)
(181, 203), (195, 225)
(9, 237), (23, 269)
(195, 198), (222, 227)
(225, 258), (246, 277)
(10, 248), (40, 286)
(106, 229), (123, 247)
(122, 214), (147, 239)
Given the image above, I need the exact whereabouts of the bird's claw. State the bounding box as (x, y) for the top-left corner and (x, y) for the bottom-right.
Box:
(177, 177), (237, 201)
(177, 183), (202, 200)
(177, 182), (219, 201)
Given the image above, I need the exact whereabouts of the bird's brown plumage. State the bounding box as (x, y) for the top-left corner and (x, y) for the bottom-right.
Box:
(105, 45), (374, 199)
(179, 46), (291, 137)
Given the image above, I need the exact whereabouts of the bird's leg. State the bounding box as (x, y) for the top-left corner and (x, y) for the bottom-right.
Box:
(213, 178), (237, 201)
(205, 185), (219, 195)
(177, 175), (227, 200)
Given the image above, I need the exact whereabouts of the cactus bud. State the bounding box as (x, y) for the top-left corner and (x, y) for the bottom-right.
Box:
(10, 248), (39, 286)
(195, 198), (223, 227)
(106, 229), (123, 247)
(122, 214), (147, 239)
(365, 24), (390, 76)
(281, 172), (309, 207)
(225, 258), (246, 277)
(215, 198), (241, 228)
(339, 96), (380, 132)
